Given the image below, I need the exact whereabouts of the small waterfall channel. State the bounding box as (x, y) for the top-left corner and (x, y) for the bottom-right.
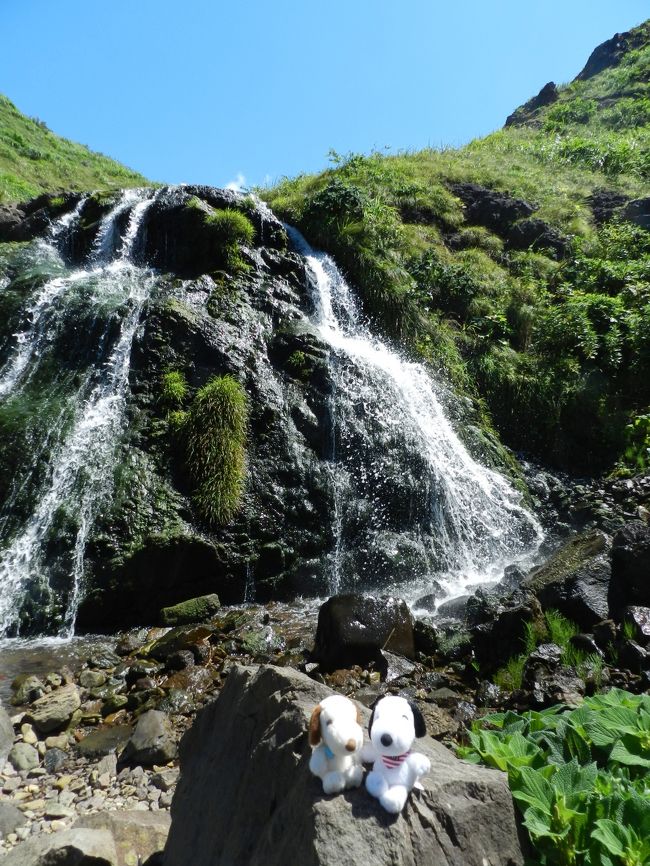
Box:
(0, 189), (157, 636)
(289, 227), (543, 605)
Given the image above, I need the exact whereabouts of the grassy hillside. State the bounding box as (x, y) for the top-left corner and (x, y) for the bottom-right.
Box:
(263, 21), (650, 475)
(0, 94), (148, 202)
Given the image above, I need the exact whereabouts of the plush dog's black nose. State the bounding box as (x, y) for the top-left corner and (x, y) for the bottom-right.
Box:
(380, 734), (392, 747)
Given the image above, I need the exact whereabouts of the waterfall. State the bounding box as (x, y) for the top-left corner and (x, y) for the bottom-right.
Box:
(289, 227), (543, 605)
(0, 189), (157, 636)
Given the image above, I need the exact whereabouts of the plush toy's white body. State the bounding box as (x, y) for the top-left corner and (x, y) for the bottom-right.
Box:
(363, 695), (430, 813)
(308, 695), (364, 795)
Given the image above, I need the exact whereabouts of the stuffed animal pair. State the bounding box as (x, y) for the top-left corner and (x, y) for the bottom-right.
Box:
(308, 694), (430, 813)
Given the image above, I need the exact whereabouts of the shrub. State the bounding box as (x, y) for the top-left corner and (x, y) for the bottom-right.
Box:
(203, 208), (255, 271)
(183, 375), (248, 525)
(160, 370), (188, 408)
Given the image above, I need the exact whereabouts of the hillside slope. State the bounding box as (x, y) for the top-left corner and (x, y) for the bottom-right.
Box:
(263, 20), (650, 475)
(0, 95), (148, 202)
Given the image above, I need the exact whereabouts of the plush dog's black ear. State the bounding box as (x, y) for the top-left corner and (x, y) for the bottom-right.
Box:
(409, 701), (427, 738)
(367, 695), (382, 736)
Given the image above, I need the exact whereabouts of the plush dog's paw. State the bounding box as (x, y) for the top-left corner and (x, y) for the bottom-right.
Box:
(409, 753), (431, 778)
(380, 785), (408, 814)
(346, 764), (363, 788)
(322, 771), (346, 795)
(360, 743), (376, 764)
(365, 770), (388, 798)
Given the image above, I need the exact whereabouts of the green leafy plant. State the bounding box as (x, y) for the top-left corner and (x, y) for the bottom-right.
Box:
(458, 690), (650, 866)
(160, 370), (188, 408)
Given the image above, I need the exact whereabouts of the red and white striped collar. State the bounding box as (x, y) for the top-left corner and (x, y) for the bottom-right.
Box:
(380, 751), (410, 769)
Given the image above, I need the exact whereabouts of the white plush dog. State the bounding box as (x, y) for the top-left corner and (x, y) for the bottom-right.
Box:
(308, 695), (364, 794)
(363, 695), (430, 813)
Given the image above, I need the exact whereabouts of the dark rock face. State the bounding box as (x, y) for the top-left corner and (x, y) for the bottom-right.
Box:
(505, 81), (559, 127)
(506, 218), (568, 258)
(610, 522), (650, 613)
(312, 594), (415, 672)
(621, 198), (650, 230)
(623, 606), (650, 646)
(470, 591), (543, 670)
(589, 189), (629, 225)
(522, 531), (611, 629)
(163, 664), (524, 866)
(576, 28), (649, 81)
(450, 183), (535, 234)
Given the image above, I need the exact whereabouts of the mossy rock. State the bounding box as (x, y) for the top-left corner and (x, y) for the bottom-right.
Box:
(160, 593), (221, 627)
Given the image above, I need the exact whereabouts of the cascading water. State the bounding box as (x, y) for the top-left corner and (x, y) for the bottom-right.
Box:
(289, 227), (543, 605)
(0, 189), (157, 636)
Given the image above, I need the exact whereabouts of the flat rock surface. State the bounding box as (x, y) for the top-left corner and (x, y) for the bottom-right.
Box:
(163, 664), (523, 866)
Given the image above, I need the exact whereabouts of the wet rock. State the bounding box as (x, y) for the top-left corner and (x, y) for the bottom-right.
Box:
(436, 595), (470, 620)
(471, 593), (543, 669)
(75, 810), (171, 866)
(610, 522), (650, 612)
(568, 634), (603, 657)
(413, 619), (439, 657)
(618, 640), (649, 674)
(622, 606), (650, 646)
(164, 650), (195, 672)
(413, 582), (445, 612)
(115, 629), (150, 656)
(122, 710), (177, 766)
(88, 648), (121, 669)
(161, 666), (213, 695)
(147, 626), (214, 664)
(593, 619), (617, 651)
(11, 674), (45, 706)
(79, 669), (107, 690)
(522, 531), (611, 628)
(160, 593), (221, 627)
(1, 827), (117, 866)
(475, 681), (501, 708)
(163, 663), (524, 866)
(8, 742), (39, 771)
(27, 684), (81, 735)
(312, 594), (415, 672)
(75, 725), (133, 759)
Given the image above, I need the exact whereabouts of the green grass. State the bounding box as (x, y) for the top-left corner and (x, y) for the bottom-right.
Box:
(160, 370), (188, 408)
(0, 94), (149, 203)
(261, 22), (650, 473)
(181, 375), (249, 525)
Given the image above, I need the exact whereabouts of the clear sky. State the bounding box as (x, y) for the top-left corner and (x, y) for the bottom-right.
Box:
(2, 1), (648, 190)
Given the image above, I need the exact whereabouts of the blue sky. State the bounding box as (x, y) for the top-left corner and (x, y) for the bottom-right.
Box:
(2, 1), (648, 190)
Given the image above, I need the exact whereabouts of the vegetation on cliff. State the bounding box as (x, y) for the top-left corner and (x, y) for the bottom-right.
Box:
(0, 94), (148, 202)
(263, 20), (650, 474)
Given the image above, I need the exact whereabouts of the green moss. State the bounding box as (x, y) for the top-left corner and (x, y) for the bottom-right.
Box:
(183, 375), (249, 526)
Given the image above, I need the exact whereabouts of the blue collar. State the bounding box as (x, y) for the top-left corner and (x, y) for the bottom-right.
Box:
(324, 745), (335, 759)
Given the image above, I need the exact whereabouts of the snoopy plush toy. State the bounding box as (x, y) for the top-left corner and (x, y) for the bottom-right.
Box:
(308, 695), (364, 794)
(363, 695), (430, 813)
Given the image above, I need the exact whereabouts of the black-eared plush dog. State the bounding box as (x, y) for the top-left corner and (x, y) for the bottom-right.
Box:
(361, 695), (430, 813)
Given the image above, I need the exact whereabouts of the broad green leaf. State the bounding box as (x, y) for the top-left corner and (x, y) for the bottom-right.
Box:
(610, 738), (650, 769)
(592, 820), (627, 857)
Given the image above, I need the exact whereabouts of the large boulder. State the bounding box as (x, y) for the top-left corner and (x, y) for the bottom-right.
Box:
(160, 593), (221, 626)
(521, 531), (611, 628)
(163, 664), (524, 866)
(312, 594), (415, 672)
(1, 828), (117, 866)
(75, 811), (171, 866)
(122, 709), (177, 766)
(470, 591), (544, 670)
(26, 684), (81, 735)
(610, 521), (650, 613)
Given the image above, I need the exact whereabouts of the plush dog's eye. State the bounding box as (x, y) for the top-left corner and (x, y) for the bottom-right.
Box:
(326, 719), (333, 726)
